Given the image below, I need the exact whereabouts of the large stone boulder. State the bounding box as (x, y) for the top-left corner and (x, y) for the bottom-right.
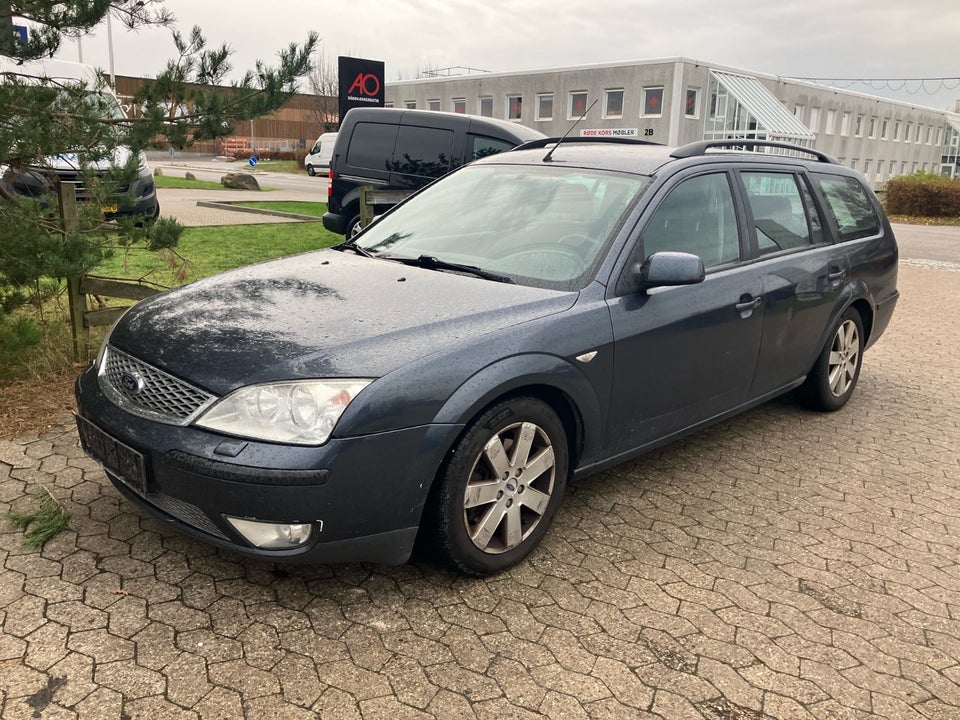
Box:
(221, 173), (260, 190)
(185, 172), (196, 180)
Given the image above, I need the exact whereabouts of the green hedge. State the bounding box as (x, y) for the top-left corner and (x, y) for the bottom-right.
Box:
(885, 172), (960, 217)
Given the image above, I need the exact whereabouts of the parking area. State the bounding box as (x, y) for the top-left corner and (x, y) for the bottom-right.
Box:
(1, 261), (959, 719)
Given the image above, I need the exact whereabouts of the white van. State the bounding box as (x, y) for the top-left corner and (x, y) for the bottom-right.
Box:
(0, 58), (159, 220)
(304, 132), (337, 176)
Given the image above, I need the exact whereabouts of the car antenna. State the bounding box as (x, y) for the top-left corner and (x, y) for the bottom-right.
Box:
(543, 98), (598, 163)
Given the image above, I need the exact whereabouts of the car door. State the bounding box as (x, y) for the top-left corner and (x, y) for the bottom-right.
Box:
(735, 169), (850, 397)
(606, 170), (765, 456)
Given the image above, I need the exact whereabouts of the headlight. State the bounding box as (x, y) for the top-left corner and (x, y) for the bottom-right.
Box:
(137, 152), (151, 177)
(194, 379), (371, 445)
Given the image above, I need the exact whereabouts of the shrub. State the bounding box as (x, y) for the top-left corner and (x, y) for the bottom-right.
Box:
(885, 172), (960, 217)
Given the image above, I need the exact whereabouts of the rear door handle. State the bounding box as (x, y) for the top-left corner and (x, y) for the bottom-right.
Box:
(735, 296), (761, 313)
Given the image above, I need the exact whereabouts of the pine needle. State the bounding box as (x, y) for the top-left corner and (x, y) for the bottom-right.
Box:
(5, 485), (71, 548)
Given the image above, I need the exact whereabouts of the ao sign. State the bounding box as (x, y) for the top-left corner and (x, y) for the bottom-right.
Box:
(338, 56), (385, 122)
(347, 73), (380, 98)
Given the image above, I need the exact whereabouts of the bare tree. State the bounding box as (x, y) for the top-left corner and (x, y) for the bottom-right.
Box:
(308, 47), (338, 132)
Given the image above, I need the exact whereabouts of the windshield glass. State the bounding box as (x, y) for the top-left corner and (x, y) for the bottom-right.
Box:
(356, 163), (649, 290)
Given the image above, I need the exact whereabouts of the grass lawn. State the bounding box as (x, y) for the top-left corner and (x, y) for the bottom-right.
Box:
(233, 201), (326, 217)
(254, 160), (304, 174)
(153, 175), (226, 191)
(93, 220), (341, 287)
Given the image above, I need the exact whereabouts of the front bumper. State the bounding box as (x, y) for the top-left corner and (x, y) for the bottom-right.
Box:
(75, 363), (457, 565)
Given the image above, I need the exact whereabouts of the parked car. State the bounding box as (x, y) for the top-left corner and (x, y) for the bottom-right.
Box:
(322, 107), (544, 237)
(76, 138), (899, 576)
(304, 132), (337, 176)
(0, 58), (159, 221)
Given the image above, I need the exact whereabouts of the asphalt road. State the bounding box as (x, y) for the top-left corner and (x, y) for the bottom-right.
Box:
(152, 158), (324, 195)
(892, 223), (960, 264)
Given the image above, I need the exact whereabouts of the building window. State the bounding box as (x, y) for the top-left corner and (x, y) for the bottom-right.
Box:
(384, 101), (394, 108)
(535, 93), (553, 121)
(427, 99), (440, 112)
(855, 114), (863, 137)
(825, 109), (837, 135)
(405, 101), (417, 109)
(841, 112), (851, 136)
(937, 127), (943, 145)
(881, 119), (889, 139)
(452, 98), (466, 114)
(809, 107), (821, 132)
(642, 87), (664, 117)
(507, 95), (522, 121)
(850, 159), (858, 171)
(478, 97), (493, 117)
(863, 159), (872, 177)
(889, 160), (897, 178)
(685, 88), (699, 118)
(793, 104), (805, 120)
(901, 161), (908, 175)
(603, 89), (624, 119)
(916, 124), (923, 143)
(905, 122), (913, 142)
(868, 117), (877, 138)
(568, 91), (588, 119)
(893, 120), (901, 141)
(927, 126), (934, 144)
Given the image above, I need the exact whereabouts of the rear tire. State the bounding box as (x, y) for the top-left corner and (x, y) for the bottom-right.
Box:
(796, 307), (864, 412)
(427, 396), (568, 576)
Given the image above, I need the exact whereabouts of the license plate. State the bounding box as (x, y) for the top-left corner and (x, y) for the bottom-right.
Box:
(76, 415), (147, 496)
(101, 204), (118, 214)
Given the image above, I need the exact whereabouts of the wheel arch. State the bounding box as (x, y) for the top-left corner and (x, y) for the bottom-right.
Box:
(431, 354), (603, 480)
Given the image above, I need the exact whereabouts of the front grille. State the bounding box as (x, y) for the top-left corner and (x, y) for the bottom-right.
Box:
(99, 345), (217, 425)
(52, 169), (130, 202)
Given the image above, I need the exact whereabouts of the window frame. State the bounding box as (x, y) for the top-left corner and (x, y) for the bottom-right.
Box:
(427, 99), (440, 112)
(478, 96), (493, 117)
(506, 94), (523, 121)
(451, 98), (466, 114)
(736, 169), (824, 258)
(568, 90), (588, 120)
(641, 86), (664, 117)
(535, 93), (554, 121)
(603, 88), (624, 119)
(685, 87), (700, 118)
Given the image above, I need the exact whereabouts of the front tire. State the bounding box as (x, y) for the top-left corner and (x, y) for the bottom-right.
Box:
(428, 397), (568, 576)
(797, 307), (864, 412)
(306, 164), (316, 176)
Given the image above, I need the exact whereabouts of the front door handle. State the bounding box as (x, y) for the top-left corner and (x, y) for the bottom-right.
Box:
(828, 268), (846, 283)
(735, 296), (761, 313)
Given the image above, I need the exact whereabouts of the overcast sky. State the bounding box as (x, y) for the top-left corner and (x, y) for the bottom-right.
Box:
(51, 0), (960, 111)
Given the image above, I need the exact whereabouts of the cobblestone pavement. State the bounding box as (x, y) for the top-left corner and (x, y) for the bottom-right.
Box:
(1, 265), (958, 719)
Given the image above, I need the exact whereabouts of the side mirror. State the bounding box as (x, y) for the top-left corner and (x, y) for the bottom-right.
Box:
(636, 251), (705, 291)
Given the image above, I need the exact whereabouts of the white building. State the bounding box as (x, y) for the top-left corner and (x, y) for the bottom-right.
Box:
(386, 57), (960, 187)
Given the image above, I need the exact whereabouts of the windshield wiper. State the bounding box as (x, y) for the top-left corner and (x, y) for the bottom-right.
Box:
(387, 255), (514, 284)
(333, 239), (377, 257)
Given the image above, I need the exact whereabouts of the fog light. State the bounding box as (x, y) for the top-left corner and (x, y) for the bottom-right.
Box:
(225, 516), (313, 549)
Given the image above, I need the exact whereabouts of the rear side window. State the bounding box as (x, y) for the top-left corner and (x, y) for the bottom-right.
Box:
(742, 172), (815, 255)
(346, 122), (398, 172)
(391, 126), (456, 179)
(469, 135), (515, 161)
(813, 174), (881, 241)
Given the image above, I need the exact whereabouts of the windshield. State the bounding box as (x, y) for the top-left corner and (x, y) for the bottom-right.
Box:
(355, 163), (649, 290)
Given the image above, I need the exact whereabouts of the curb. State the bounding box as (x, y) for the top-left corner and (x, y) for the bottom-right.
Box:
(194, 200), (322, 222)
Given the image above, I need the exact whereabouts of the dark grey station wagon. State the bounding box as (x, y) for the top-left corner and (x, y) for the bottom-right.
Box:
(76, 138), (899, 576)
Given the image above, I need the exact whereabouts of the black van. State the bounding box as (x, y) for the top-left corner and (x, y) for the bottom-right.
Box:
(322, 108), (544, 237)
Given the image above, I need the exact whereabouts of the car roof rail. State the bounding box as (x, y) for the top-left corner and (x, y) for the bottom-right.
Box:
(512, 136), (663, 152)
(670, 140), (838, 164)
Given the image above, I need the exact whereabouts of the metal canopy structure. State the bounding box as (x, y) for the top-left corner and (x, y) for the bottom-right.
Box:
(705, 70), (815, 147)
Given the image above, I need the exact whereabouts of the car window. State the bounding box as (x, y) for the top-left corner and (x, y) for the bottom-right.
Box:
(390, 126), (456, 179)
(742, 172), (814, 255)
(469, 135), (515, 161)
(640, 173), (740, 269)
(812, 173), (881, 241)
(356, 164), (648, 291)
(346, 122), (399, 172)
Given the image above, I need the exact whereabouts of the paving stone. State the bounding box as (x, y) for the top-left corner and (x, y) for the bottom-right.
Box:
(0, 265), (959, 718)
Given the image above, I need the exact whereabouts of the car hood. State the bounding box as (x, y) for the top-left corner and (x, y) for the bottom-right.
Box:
(109, 250), (577, 395)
